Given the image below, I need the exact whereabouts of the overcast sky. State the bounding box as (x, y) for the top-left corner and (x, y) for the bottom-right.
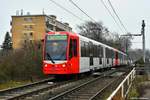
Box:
(0, 0), (150, 49)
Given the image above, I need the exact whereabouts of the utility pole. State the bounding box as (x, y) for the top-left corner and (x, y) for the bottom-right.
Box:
(142, 20), (146, 63)
(121, 20), (146, 63)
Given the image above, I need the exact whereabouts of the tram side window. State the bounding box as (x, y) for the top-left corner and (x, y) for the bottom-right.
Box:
(89, 43), (93, 57)
(81, 41), (85, 57)
(118, 53), (121, 60)
(106, 48), (111, 58)
(112, 50), (115, 59)
(81, 41), (90, 57)
(97, 45), (100, 57)
(106, 48), (108, 58)
(98, 46), (103, 58)
(98, 46), (103, 64)
(99, 58), (102, 64)
(85, 42), (89, 57)
(93, 45), (98, 57)
(107, 58), (109, 64)
(69, 39), (77, 59)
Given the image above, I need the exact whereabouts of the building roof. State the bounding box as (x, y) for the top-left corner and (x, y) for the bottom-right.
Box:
(12, 14), (46, 17)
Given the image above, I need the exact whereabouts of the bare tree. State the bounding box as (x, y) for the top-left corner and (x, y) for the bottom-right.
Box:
(77, 21), (132, 51)
(78, 21), (108, 43)
(129, 49), (150, 63)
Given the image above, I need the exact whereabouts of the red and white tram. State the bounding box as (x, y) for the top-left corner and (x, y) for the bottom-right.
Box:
(43, 31), (128, 75)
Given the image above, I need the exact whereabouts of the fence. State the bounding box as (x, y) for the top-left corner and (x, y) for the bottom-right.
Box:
(107, 68), (136, 100)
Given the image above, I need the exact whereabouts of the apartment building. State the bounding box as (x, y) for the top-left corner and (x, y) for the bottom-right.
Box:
(11, 14), (72, 49)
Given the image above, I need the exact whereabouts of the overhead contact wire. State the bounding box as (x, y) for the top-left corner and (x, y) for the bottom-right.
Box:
(49, 0), (85, 22)
(107, 0), (128, 33)
(99, 0), (124, 33)
(69, 0), (96, 22)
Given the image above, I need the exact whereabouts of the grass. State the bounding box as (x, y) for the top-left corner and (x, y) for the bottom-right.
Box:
(127, 83), (139, 98)
(127, 75), (148, 99)
(0, 80), (31, 90)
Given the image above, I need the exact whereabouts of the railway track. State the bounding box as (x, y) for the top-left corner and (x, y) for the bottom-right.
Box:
(49, 67), (132, 100)
(0, 78), (55, 100)
(0, 67), (131, 100)
(0, 74), (98, 100)
(0, 77), (90, 100)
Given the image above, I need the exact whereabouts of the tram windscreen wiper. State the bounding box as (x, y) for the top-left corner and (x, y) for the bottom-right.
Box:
(46, 53), (55, 64)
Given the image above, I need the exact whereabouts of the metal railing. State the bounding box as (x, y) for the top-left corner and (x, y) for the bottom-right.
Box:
(107, 67), (136, 100)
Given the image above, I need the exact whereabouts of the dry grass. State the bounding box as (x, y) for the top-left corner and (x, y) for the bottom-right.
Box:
(127, 75), (148, 99)
(0, 80), (31, 90)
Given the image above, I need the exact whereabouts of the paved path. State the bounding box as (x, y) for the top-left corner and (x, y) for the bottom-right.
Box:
(140, 81), (150, 100)
(141, 89), (150, 99)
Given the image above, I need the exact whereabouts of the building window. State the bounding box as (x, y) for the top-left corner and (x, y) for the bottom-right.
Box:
(23, 33), (27, 39)
(10, 21), (12, 26)
(24, 33), (27, 36)
(24, 25), (27, 29)
(30, 40), (33, 44)
(38, 43), (41, 49)
(24, 25), (33, 30)
(30, 32), (33, 36)
(24, 40), (27, 44)
(24, 17), (32, 22)
(29, 25), (33, 29)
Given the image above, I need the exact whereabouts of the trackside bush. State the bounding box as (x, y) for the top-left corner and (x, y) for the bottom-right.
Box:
(0, 42), (45, 83)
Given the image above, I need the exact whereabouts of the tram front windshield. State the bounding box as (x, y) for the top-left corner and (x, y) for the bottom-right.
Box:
(45, 35), (67, 61)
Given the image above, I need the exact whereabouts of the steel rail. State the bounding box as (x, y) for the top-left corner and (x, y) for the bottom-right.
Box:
(0, 75), (94, 100)
(89, 69), (131, 100)
(49, 70), (116, 100)
(0, 78), (54, 99)
(0, 78), (54, 95)
(6, 80), (73, 100)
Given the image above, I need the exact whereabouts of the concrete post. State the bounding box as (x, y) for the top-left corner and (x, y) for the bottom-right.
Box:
(141, 20), (145, 63)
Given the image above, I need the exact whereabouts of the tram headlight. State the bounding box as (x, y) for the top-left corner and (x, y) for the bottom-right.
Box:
(45, 64), (48, 67)
(62, 64), (66, 67)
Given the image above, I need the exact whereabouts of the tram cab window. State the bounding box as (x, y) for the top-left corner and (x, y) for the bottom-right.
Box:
(69, 39), (77, 59)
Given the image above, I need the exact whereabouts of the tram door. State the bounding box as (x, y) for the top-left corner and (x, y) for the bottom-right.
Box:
(69, 37), (79, 73)
(90, 55), (93, 66)
(115, 51), (119, 66)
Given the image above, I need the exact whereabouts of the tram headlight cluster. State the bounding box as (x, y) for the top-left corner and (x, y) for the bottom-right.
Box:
(44, 64), (48, 67)
(62, 64), (66, 67)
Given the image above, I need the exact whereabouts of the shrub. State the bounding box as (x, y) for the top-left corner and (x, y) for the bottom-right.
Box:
(0, 41), (45, 83)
